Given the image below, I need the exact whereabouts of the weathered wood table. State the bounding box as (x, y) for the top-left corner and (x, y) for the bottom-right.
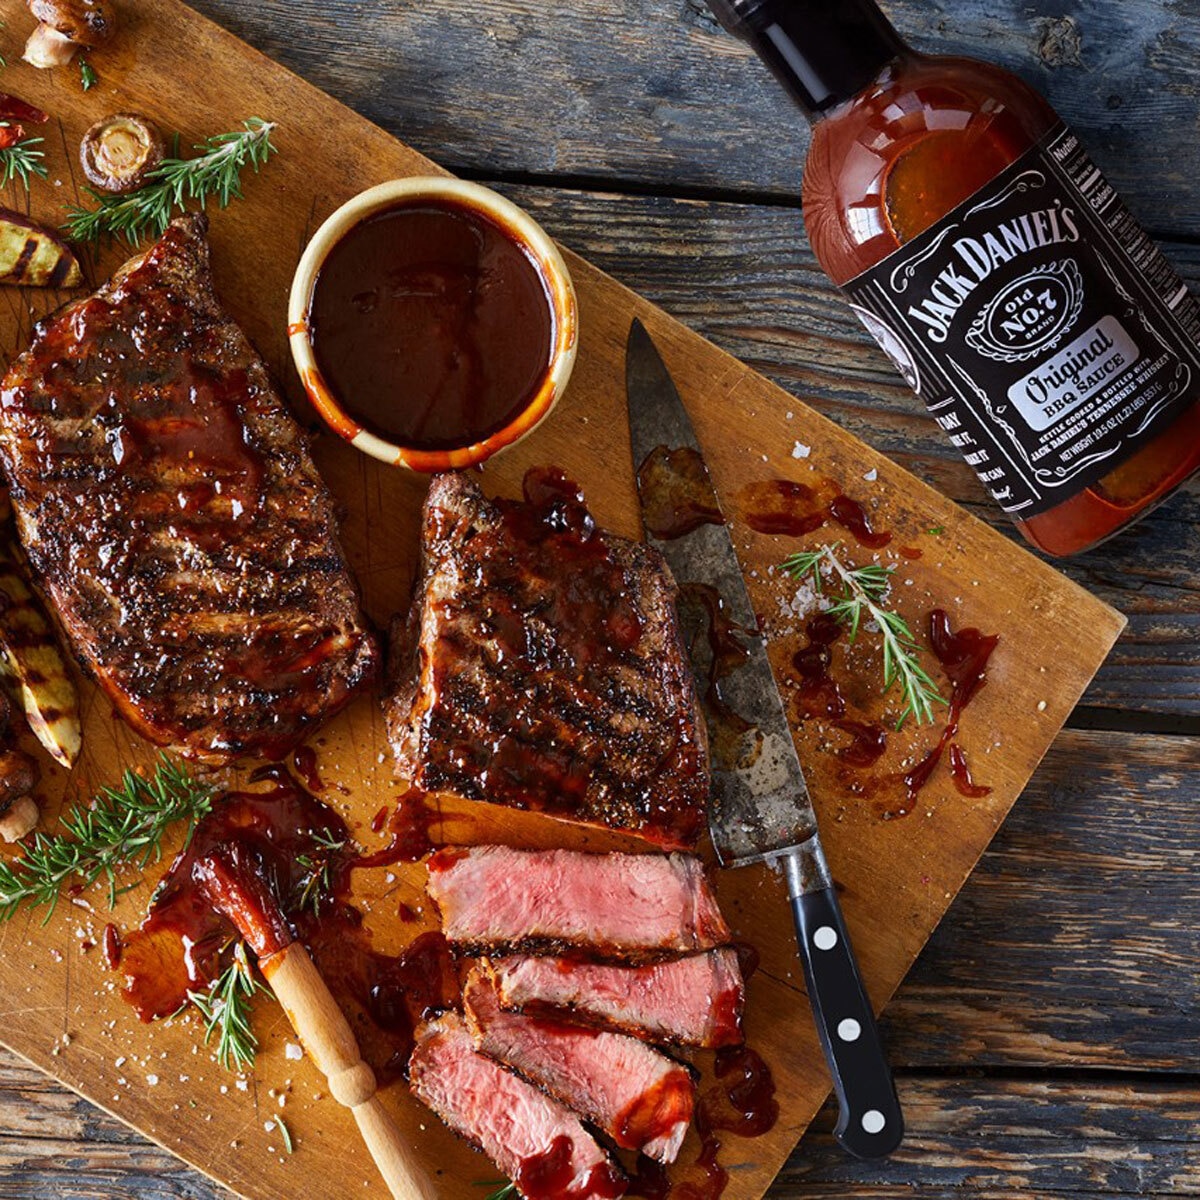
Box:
(3, 1), (1199, 1196)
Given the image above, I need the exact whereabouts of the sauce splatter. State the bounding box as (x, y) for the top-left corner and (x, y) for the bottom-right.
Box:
(628, 1046), (777, 1199)
(357, 790), (437, 867)
(515, 1134), (626, 1200)
(292, 744), (324, 793)
(948, 743), (991, 798)
(637, 445), (725, 540)
(678, 583), (760, 772)
(890, 609), (999, 817)
(737, 479), (891, 548)
(101, 922), (122, 970)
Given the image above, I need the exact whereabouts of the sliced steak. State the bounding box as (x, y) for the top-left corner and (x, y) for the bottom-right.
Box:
(427, 845), (729, 959)
(488, 947), (745, 1049)
(0, 215), (377, 761)
(385, 468), (707, 850)
(409, 1013), (626, 1200)
(465, 966), (695, 1163)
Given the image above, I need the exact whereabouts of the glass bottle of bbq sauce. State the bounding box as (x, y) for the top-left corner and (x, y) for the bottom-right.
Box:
(706, 0), (1200, 555)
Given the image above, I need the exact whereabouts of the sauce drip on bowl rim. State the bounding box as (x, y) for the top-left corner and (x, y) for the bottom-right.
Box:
(306, 197), (555, 453)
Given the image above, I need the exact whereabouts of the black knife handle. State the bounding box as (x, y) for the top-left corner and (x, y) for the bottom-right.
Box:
(790, 883), (904, 1158)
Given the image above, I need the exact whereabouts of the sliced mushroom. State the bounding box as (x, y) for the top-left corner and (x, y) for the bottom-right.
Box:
(23, 0), (115, 69)
(81, 113), (165, 194)
(0, 794), (39, 842)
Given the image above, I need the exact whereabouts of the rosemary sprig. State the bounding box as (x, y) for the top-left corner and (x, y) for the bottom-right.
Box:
(64, 117), (278, 245)
(79, 60), (97, 91)
(481, 1185), (517, 1200)
(185, 942), (263, 1073)
(0, 756), (216, 921)
(782, 543), (947, 728)
(295, 830), (348, 914)
(0, 129), (47, 191)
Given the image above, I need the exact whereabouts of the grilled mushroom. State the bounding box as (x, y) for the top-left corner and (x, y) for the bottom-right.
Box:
(23, 0), (115, 69)
(81, 113), (164, 194)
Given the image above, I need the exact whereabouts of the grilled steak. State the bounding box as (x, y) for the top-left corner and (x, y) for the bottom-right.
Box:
(465, 967), (695, 1163)
(409, 1013), (626, 1200)
(0, 215), (376, 761)
(385, 468), (707, 850)
(427, 845), (730, 959)
(487, 947), (746, 1049)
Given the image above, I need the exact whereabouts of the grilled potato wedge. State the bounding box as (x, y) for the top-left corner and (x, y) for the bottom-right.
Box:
(0, 208), (83, 287)
(0, 540), (81, 767)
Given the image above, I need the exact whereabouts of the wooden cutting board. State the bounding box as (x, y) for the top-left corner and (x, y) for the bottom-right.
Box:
(0, 3), (1125, 1197)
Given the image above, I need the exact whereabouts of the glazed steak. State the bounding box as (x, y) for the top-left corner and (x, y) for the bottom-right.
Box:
(386, 469), (708, 849)
(0, 215), (376, 761)
(427, 845), (730, 959)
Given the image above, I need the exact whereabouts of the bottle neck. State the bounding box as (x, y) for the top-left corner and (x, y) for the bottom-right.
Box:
(708, 0), (908, 118)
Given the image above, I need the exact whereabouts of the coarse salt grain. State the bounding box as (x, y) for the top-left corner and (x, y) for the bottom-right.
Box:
(791, 441), (811, 459)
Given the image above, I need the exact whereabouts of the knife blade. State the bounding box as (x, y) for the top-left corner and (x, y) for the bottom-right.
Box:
(625, 317), (903, 1159)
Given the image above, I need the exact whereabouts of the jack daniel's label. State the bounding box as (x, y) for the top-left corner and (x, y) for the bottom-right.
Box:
(845, 123), (1200, 517)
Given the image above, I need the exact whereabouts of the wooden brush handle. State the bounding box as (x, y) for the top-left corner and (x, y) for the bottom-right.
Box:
(261, 944), (438, 1200)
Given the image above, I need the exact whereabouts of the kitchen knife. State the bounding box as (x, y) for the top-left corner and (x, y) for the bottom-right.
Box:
(625, 318), (903, 1159)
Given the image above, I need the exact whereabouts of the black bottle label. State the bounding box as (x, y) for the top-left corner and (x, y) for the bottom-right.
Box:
(845, 122), (1200, 518)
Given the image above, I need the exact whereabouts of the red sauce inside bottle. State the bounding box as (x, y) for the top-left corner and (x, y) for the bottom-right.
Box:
(308, 198), (554, 451)
(804, 51), (1200, 554)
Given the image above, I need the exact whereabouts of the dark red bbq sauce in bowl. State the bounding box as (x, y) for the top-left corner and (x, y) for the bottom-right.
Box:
(308, 199), (554, 452)
(289, 177), (577, 471)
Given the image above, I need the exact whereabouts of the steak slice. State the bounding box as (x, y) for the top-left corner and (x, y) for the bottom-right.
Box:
(427, 845), (730, 960)
(488, 948), (746, 1049)
(0, 215), (376, 761)
(385, 468), (707, 850)
(464, 966), (695, 1163)
(409, 1013), (626, 1200)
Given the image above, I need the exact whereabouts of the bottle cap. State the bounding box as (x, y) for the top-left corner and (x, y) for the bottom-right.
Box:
(704, 0), (905, 115)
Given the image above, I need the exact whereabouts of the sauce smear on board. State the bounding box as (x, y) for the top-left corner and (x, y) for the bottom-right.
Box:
(308, 198), (554, 450)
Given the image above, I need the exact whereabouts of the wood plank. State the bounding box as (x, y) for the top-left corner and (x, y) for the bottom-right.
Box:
(7, 1057), (1199, 1199)
(187, 0), (1200, 237)
(780, 1077), (1200, 1197)
(885, 729), (1200, 1072)
(479, 182), (1200, 718)
(0, 3), (1125, 1198)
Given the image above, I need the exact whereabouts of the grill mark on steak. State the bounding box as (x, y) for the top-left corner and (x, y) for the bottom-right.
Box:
(0, 215), (377, 762)
(385, 468), (708, 850)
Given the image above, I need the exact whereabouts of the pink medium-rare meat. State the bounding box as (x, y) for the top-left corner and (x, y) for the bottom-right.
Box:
(488, 947), (746, 1049)
(384, 469), (708, 850)
(0, 215), (377, 762)
(426, 846), (730, 959)
(464, 967), (695, 1163)
(409, 1014), (626, 1200)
